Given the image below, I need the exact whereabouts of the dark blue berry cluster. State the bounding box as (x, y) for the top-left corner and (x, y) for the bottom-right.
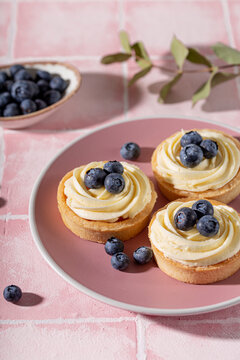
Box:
(0, 65), (68, 117)
(104, 237), (153, 271)
(174, 199), (220, 237)
(84, 161), (125, 194)
(180, 131), (218, 168)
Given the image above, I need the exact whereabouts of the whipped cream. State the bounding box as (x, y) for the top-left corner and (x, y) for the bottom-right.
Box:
(149, 201), (240, 267)
(64, 161), (152, 222)
(156, 129), (240, 192)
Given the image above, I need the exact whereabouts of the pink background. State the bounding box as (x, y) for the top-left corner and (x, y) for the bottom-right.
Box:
(1, 1), (240, 359)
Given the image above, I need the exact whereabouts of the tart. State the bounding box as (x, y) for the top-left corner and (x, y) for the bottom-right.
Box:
(151, 129), (240, 203)
(57, 161), (157, 243)
(148, 198), (240, 284)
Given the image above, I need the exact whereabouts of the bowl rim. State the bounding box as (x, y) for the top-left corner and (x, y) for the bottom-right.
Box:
(0, 60), (82, 122)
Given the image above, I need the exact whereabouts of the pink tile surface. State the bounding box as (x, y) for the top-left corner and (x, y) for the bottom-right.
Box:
(0, 219), (134, 319)
(228, 1), (240, 49)
(14, 2), (120, 57)
(0, 321), (136, 360)
(0, 2), (12, 57)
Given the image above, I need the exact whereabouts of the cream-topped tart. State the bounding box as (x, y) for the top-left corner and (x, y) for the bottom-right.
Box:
(149, 199), (240, 284)
(151, 129), (240, 203)
(57, 161), (157, 243)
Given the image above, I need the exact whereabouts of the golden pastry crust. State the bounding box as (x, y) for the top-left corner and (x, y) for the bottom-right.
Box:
(57, 170), (157, 243)
(148, 199), (240, 284)
(151, 129), (240, 204)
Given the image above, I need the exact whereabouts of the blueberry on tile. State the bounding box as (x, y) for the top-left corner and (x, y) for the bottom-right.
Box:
(180, 131), (203, 147)
(105, 237), (124, 255)
(111, 252), (130, 271)
(3, 285), (22, 303)
(103, 161), (124, 175)
(200, 139), (218, 159)
(133, 246), (153, 265)
(174, 207), (197, 231)
(197, 215), (219, 237)
(180, 144), (203, 168)
(104, 173), (125, 194)
(84, 168), (107, 189)
(192, 200), (214, 219)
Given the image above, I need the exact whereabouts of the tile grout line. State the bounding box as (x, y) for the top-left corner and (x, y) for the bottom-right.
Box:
(0, 317), (135, 325)
(136, 315), (147, 360)
(0, 214), (29, 221)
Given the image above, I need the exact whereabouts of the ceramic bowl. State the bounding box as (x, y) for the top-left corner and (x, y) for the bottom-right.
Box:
(0, 61), (81, 129)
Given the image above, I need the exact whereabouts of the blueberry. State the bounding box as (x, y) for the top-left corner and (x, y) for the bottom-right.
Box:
(37, 79), (49, 93)
(192, 200), (214, 219)
(180, 144), (203, 168)
(0, 92), (12, 108)
(14, 69), (33, 81)
(133, 246), (153, 265)
(35, 98), (47, 110)
(29, 81), (40, 98)
(43, 90), (61, 105)
(3, 103), (20, 117)
(49, 76), (67, 92)
(104, 173), (125, 194)
(180, 131), (203, 147)
(200, 139), (218, 159)
(10, 64), (24, 77)
(174, 207), (197, 231)
(120, 142), (141, 160)
(11, 80), (35, 102)
(105, 237), (124, 255)
(4, 80), (14, 92)
(3, 285), (22, 303)
(20, 99), (37, 114)
(36, 69), (52, 81)
(103, 161), (124, 175)
(111, 252), (130, 271)
(0, 71), (9, 84)
(197, 215), (219, 237)
(84, 168), (107, 189)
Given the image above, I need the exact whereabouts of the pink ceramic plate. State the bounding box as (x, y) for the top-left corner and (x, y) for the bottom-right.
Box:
(29, 116), (240, 316)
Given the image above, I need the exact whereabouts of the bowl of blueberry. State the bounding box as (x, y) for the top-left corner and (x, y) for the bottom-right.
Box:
(0, 61), (81, 129)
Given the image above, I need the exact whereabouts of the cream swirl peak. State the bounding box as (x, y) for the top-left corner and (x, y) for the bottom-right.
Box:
(64, 161), (152, 222)
(149, 201), (240, 267)
(156, 129), (240, 192)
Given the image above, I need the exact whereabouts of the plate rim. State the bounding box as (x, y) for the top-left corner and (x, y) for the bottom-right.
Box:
(29, 115), (240, 316)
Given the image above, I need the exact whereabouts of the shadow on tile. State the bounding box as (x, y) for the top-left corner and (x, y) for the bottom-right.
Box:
(17, 293), (44, 307)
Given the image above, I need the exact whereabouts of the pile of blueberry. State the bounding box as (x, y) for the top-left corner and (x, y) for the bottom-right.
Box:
(0, 64), (68, 117)
(174, 199), (220, 237)
(84, 161), (125, 194)
(180, 131), (218, 168)
(105, 237), (153, 271)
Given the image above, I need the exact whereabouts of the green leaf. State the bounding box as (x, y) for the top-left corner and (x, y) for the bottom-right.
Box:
(101, 53), (132, 64)
(136, 58), (152, 70)
(211, 71), (239, 87)
(212, 42), (240, 65)
(119, 31), (132, 54)
(131, 42), (150, 61)
(192, 68), (218, 106)
(170, 36), (189, 70)
(187, 47), (212, 67)
(128, 66), (152, 87)
(158, 73), (182, 103)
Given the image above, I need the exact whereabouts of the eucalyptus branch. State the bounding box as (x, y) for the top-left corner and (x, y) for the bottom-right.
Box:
(101, 32), (240, 105)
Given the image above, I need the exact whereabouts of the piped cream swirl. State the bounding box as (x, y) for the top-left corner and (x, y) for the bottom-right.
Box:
(149, 201), (240, 267)
(156, 130), (240, 192)
(64, 161), (152, 222)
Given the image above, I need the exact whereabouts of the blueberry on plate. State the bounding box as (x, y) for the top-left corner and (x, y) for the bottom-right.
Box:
(11, 80), (35, 102)
(84, 168), (107, 189)
(37, 79), (50, 93)
(192, 199), (214, 219)
(103, 161), (124, 175)
(3, 103), (20, 117)
(104, 173), (125, 194)
(10, 64), (24, 77)
(197, 215), (219, 237)
(120, 142), (141, 160)
(180, 131), (203, 147)
(111, 252), (130, 271)
(3, 285), (22, 303)
(200, 139), (218, 159)
(174, 207), (197, 231)
(43, 90), (61, 105)
(36, 69), (52, 82)
(20, 99), (37, 114)
(14, 69), (33, 81)
(49, 76), (67, 92)
(180, 144), (203, 168)
(133, 246), (153, 265)
(35, 98), (47, 110)
(0, 92), (12, 108)
(105, 237), (124, 255)
(0, 71), (9, 84)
